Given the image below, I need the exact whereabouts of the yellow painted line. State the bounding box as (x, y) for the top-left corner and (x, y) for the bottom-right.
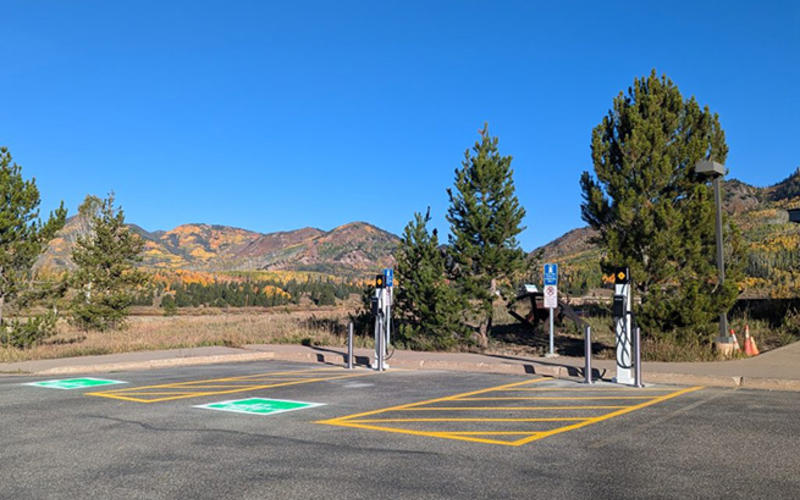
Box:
(456, 396), (657, 401)
(318, 378), (548, 425)
(83, 393), (170, 403)
(509, 387), (675, 392)
(98, 373), (372, 403)
(93, 369), (317, 393)
(442, 432), (540, 436)
(93, 368), (353, 391)
(87, 369), (372, 403)
(348, 417), (591, 423)
(509, 386), (704, 446)
(402, 405), (628, 411)
(159, 384), (267, 389)
(105, 391), (206, 396)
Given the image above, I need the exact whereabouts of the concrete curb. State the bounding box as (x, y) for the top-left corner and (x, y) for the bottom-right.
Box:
(642, 372), (800, 391)
(32, 352), (275, 375)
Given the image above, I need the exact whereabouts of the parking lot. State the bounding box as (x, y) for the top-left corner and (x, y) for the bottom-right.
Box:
(3, 361), (799, 499)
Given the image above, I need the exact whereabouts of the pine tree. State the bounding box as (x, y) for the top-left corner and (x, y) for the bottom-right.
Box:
(70, 194), (147, 331)
(395, 208), (466, 350)
(0, 146), (66, 332)
(580, 70), (743, 337)
(446, 125), (528, 347)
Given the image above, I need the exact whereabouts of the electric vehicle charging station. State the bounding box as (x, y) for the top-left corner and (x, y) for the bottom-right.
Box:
(371, 268), (393, 371)
(612, 267), (635, 385)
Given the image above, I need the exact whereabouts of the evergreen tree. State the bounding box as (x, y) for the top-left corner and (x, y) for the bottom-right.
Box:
(395, 208), (466, 350)
(70, 194), (147, 331)
(446, 125), (528, 347)
(316, 286), (337, 306)
(160, 294), (177, 316)
(580, 70), (743, 337)
(0, 146), (66, 339)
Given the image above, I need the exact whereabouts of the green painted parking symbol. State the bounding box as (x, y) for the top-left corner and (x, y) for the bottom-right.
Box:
(195, 398), (323, 416)
(26, 378), (126, 390)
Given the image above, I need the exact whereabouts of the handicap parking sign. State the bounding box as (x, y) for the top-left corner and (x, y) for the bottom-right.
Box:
(543, 264), (558, 286)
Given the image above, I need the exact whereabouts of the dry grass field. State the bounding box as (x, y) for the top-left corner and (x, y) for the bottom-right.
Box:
(3, 301), (791, 364)
(0, 307), (369, 364)
(0, 303), (580, 364)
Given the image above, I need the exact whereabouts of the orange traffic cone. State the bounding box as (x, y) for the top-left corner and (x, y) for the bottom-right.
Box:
(730, 328), (741, 352)
(744, 325), (760, 356)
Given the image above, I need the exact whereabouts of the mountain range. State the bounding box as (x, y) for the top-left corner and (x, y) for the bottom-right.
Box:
(38, 219), (399, 278)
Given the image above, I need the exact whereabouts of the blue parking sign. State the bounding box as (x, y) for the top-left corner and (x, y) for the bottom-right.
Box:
(543, 263), (558, 286)
(383, 268), (393, 287)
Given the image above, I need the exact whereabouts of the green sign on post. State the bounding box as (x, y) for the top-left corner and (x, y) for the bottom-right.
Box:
(26, 378), (126, 390)
(195, 398), (323, 416)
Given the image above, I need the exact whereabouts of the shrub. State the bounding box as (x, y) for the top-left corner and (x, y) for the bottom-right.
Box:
(0, 312), (58, 349)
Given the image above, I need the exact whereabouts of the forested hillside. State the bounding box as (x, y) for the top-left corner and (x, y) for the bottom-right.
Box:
(539, 168), (800, 299)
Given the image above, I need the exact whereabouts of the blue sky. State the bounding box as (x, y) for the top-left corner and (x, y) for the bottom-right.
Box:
(2, 1), (798, 250)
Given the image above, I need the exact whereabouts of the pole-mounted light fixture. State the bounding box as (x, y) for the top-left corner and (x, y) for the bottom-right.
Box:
(694, 159), (730, 344)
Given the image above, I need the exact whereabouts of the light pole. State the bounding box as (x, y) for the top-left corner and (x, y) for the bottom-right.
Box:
(695, 159), (730, 343)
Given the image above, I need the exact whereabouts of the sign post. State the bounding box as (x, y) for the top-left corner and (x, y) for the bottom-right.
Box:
(543, 263), (558, 357)
(383, 268), (393, 355)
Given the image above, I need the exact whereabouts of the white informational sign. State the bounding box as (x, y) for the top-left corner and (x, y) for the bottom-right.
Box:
(543, 285), (558, 309)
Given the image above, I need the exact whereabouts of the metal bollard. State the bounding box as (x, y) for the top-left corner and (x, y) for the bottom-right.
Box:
(584, 325), (593, 384)
(634, 326), (643, 387)
(347, 322), (354, 369)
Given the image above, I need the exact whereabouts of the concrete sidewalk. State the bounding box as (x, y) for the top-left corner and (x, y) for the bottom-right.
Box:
(2, 341), (798, 391)
(0, 346), (274, 376)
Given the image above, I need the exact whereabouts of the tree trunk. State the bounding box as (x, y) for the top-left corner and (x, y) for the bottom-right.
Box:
(477, 320), (489, 349)
(477, 278), (498, 349)
(488, 277), (497, 337)
(0, 294), (4, 327)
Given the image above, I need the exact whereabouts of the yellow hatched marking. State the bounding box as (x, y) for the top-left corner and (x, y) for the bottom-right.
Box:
(89, 374), (371, 403)
(87, 368), (372, 403)
(96, 368), (340, 390)
(319, 380), (704, 447)
(348, 417), (590, 423)
(320, 378), (548, 421)
(95, 368), (328, 393)
(508, 386), (704, 446)
(318, 378), (549, 445)
(403, 405), (628, 411)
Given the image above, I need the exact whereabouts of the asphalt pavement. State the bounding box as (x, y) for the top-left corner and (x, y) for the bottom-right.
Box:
(2, 360), (799, 499)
